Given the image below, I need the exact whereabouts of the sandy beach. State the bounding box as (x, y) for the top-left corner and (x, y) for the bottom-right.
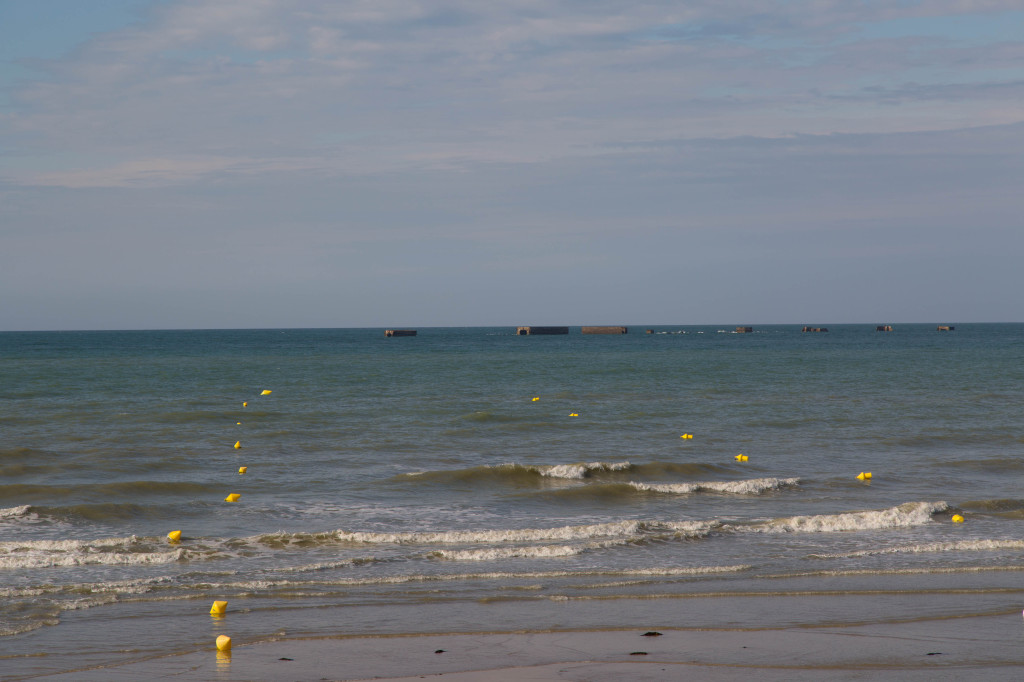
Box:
(34, 610), (1024, 681)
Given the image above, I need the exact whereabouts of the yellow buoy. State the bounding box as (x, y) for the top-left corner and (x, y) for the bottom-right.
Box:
(569, 413), (578, 417)
(681, 434), (688, 439)
(216, 635), (232, 651)
(167, 530), (182, 543)
(210, 600), (228, 616)
(734, 454), (748, 462)
(238, 466), (247, 474)
(236, 422), (241, 425)
(242, 402), (247, 407)
(261, 390), (272, 395)
(857, 472), (872, 481)
(225, 493), (241, 502)
(952, 514), (964, 523)
(686, 434), (693, 439)
(532, 397), (540, 401)
(234, 441), (241, 449)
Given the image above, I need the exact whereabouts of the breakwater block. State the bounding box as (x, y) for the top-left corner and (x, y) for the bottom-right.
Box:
(582, 326), (628, 334)
(735, 326), (753, 333)
(937, 325), (955, 331)
(516, 326), (569, 335)
(876, 325), (893, 332)
(385, 329), (417, 337)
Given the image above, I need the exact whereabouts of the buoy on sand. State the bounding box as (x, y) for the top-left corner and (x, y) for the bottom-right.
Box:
(167, 530), (182, 543)
(210, 601), (228, 616)
(225, 493), (241, 502)
(216, 635), (232, 651)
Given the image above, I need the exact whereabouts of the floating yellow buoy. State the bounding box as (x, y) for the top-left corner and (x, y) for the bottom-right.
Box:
(242, 402), (247, 407)
(225, 493), (241, 502)
(857, 472), (872, 481)
(734, 454), (748, 462)
(532, 397), (540, 401)
(236, 422), (241, 425)
(210, 600), (228, 616)
(680, 433), (693, 439)
(234, 441), (241, 449)
(569, 413), (578, 417)
(216, 635), (232, 651)
(952, 514), (964, 523)
(167, 530), (182, 543)
(261, 390), (272, 395)
(238, 466), (247, 474)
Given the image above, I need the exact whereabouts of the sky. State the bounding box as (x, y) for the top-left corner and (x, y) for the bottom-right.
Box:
(1, 1), (1022, 330)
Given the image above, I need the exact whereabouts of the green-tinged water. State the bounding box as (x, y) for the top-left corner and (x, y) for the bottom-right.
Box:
(2, 325), (1023, 678)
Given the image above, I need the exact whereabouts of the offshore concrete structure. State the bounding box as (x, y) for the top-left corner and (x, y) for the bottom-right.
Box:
(516, 326), (569, 335)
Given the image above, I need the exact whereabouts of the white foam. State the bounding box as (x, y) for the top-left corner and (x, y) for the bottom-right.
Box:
(328, 520), (645, 545)
(0, 505), (33, 519)
(0, 536), (142, 552)
(631, 477), (799, 495)
(266, 565), (750, 584)
(0, 548), (186, 570)
(528, 461), (633, 479)
(0, 535), (187, 569)
(432, 544), (587, 561)
(742, 501), (949, 534)
(430, 538), (633, 562)
(810, 539), (1024, 559)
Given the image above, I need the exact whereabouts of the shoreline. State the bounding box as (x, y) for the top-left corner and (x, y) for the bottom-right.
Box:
(33, 613), (1024, 681)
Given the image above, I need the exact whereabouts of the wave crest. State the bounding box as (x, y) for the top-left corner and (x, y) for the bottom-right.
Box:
(631, 477), (799, 495)
(744, 501), (949, 534)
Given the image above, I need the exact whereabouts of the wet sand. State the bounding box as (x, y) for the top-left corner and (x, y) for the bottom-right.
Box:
(36, 612), (1024, 681)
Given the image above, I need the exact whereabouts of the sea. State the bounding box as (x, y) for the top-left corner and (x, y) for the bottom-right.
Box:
(2, 324), (1023, 678)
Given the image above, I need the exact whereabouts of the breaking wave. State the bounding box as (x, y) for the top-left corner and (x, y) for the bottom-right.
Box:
(630, 477), (799, 495)
(739, 501), (948, 534)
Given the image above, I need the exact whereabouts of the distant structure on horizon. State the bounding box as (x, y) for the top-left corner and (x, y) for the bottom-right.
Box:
(581, 326), (628, 334)
(876, 325), (894, 332)
(801, 327), (829, 332)
(516, 326), (569, 335)
(937, 325), (956, 331)
(735, 327), (753, 333)
(385, 329), (417, 337)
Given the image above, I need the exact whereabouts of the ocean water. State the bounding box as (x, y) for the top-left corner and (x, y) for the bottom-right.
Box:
(2, 324), (1024, 677)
